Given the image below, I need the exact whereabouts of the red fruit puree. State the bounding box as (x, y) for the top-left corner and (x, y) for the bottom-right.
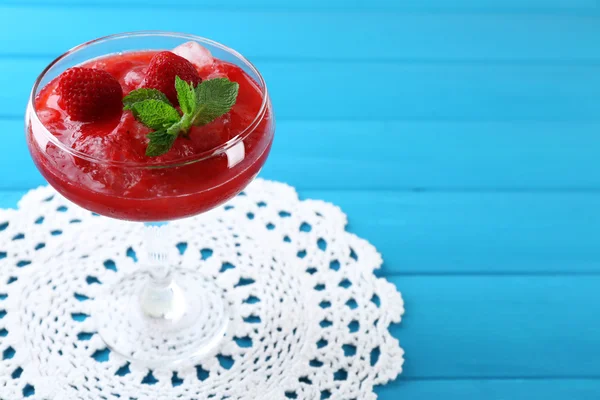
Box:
(27, 51), (274, 221)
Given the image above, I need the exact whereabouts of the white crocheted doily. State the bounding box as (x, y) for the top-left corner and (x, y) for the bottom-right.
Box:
(0, 179), (404, 399)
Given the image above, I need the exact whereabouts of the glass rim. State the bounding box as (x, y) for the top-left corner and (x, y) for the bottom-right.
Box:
(28, 31), (270, 169)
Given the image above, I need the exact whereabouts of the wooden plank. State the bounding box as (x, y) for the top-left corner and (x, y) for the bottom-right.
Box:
(5, 118), (600, 191)
(0, 8), (598, 61)
(377, 379), (600, 399)
(2, 58), (600, 120)
(1, 189), (599, 274)
(3, 0), (597, 12)
(313, 191), (600, 275)
(0, 191), (26, 207)
(387, 275), (600, 378)
(265, 121), (600, 190)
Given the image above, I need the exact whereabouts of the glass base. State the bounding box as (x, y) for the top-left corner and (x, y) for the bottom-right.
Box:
(93, 267), (229, 367)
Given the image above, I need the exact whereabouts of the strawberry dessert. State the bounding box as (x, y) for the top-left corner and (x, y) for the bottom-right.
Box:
(27, 41), (274, 221)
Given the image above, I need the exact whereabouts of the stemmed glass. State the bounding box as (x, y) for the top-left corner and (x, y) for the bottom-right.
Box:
(25, 32), (274, 366)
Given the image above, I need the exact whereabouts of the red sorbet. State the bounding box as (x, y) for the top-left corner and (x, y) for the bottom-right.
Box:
(27, 50), (274, 221)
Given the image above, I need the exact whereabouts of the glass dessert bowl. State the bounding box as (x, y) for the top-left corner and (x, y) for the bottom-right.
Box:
(25, 32), (274, 366)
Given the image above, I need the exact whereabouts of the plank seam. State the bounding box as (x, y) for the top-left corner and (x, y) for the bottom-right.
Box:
(5, 115), (600, 123)
(1, 2), (599, 15)
(3, 54), (600, 65)
(383, 271), (600, 277)
(399, 376), (600, 381)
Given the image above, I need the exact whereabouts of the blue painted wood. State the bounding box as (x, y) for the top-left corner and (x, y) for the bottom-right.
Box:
(314, 191), (600, 275)
(6, 118), (600, 191)
(4, 0), (598, 12)
(2, 188), (600, 275)
(0, 192), (25, 206)
(389, 275), (600, 378)
(378, 379), (600, 400)
(0, 8), (599, 61)
(3, 58), (600, 121)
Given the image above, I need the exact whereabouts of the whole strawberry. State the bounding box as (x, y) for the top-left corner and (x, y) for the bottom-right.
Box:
(58, 67), (123, 122)
(141, 51), (202, 105)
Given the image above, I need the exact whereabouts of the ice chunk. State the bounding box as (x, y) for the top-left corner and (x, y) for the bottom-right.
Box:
(172, 41), (213, 69)
(123, 66), (146, 92)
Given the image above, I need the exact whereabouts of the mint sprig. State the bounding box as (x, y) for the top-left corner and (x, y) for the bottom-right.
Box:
(145, 130), (178, 156)
(192, 78), (241, 126)
(175, 77), (196, 115)
(123, 88), (172, 110)
(130, 100), (181, 130)
(124, 76), (239, 157)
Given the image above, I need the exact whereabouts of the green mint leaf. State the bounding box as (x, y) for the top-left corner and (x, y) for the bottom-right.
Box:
(146, 130), (178, 157)
(192, 78), (239, 126)
(123, 88), (172, 110)
(131, 100), (181, 130)
(127, 77), (239, 157)
(175, 76), (197, 115)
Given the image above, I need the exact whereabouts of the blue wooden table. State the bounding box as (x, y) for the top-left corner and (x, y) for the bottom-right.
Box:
(1, 0), (600, 398)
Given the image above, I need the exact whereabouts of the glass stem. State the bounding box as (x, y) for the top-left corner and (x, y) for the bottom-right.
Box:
(139, 223), (186, 320)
